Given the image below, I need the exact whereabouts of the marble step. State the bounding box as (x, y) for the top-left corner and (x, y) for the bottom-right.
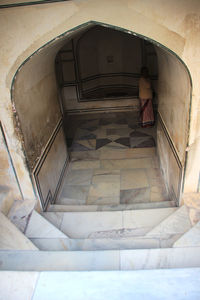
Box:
(70, 147), (157, 160)
(25, 210), (69, 239)
(1, 247), (200, 271)
(42, 208), (176, 239)
(173, 220), (200, 248)
(30, 234), (180, 251)
(0, 212), (38, 250)
(48, 200), (176, 212)
(6, 268), (199, 300)
(146, 205), (192, 237)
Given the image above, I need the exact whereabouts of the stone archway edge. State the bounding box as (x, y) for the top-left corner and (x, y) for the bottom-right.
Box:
(10, 20), (193, 197)
(0, 0), (70, 9)
(10, 19), (192, 104)
(1, 2), (196, 207)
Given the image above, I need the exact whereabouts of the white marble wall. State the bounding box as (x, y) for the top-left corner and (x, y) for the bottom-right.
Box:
(157, 117), (182, 204)
(33, 121), (68, 210)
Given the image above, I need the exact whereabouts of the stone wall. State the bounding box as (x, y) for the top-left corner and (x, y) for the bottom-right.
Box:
(0, 123), (22, 214)
(0, 0), (199, 215)
(13, 44), (62, 170)
(156, 48), (191, 163)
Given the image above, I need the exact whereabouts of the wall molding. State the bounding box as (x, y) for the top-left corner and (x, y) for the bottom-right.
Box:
(33, 118), (68, 211)
(61, 71), (157, 103)
(66, 104), (139, 115)
(61, 72), (157, 87)
(0, 0), (69, 9)
(80, 72), (158, 82)
(81, 85), (138, 100)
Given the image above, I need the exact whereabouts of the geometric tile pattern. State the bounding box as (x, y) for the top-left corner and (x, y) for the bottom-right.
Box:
(59, 112), (169, 207)
(96, 139), (111, 150)
(67, 113), (156, 152)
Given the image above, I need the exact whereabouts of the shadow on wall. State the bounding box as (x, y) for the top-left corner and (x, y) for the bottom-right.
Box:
(56, 25), (158, 104)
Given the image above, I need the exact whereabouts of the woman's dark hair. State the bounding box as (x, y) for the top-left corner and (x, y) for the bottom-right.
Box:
(141, 66), (149, 78)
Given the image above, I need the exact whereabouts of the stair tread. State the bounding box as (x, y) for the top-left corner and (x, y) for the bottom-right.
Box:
(1, 247), (200, 271)
(70, 146), (156, 160)
(173, 220), (200, 248)
(2, 268), (200, 300)
(24, 268), (200, 300)
(43, 208), (176, 238)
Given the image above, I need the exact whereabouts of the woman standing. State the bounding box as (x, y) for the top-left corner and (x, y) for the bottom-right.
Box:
(139, 67), (154, 128)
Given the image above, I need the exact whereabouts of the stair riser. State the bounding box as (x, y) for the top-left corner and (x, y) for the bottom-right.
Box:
(43, 208), (176, 239)
(1, 248), (200, 271)
(30, 235), (180, 251)
(48, 201), (176, 212)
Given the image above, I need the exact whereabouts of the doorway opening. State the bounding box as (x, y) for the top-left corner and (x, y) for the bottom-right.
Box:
(12, 22), (191, 211)
(57, 25), (158, 102)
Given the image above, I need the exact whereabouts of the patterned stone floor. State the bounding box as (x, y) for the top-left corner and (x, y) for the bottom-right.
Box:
(65, 111), (156, 151)
(58, 112), (169, 206)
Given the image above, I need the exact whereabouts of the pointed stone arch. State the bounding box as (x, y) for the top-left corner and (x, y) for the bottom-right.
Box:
(9, 20), (192, 210)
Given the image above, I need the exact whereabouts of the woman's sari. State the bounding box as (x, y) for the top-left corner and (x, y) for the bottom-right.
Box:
(140, 98), (154, 127)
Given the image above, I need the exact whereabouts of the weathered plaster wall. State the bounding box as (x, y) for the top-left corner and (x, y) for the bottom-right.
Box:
(11, 36), (74, 212)
(0, 0), (199, 213)
(180, 12), (200, 193)
(13, 45), (62, 169)
(0, 124), (22, 215)
(155, 47), (191, 202)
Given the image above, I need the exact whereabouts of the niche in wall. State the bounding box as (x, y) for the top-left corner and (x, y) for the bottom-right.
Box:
(11, 20), (191, 210)
(56, 25), (158, 104)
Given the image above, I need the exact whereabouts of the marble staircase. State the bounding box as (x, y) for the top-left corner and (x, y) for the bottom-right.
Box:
(1, 115), (200, 298)
(42, 207), (177, 238)
(1, 204), (200, 272)
(1, 203), (200, 300)
(26, 208), (180, 251)
(1, 247), (200, 271)
(0, 205), (199, 268)
(24, 205), (199, 253)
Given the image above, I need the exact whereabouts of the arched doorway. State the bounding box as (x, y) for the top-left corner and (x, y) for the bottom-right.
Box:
(11, 21), (192, 211)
